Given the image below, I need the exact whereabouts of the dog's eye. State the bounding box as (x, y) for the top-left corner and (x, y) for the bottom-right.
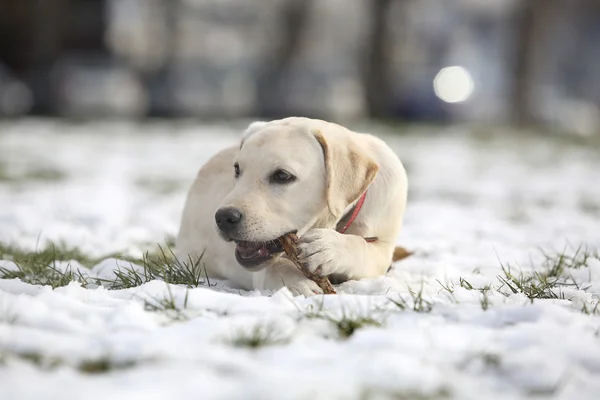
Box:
(234, 163), (240, 178)
(270, 169), (295, 184)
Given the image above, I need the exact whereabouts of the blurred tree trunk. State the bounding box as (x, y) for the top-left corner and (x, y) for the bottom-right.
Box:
(512, 0), (546, 127)
(256, 0), (313, 118)
(29, 0), (68, 115)
(0, 2), (33, 74)
(363, 0), (394, 119)
(146, 0), (179, 117)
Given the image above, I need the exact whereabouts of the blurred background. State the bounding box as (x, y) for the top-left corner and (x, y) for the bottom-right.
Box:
(0, 0), (599, 134)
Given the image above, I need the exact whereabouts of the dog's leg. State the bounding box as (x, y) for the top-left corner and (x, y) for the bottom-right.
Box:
(258, 259), (324, 297)
(296, 228), (396, 280)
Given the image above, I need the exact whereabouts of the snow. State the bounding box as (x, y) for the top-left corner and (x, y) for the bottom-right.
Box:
(1, 120), (600, 399)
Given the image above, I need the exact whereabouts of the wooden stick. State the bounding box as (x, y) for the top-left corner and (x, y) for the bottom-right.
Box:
(279, 233), (336, 294)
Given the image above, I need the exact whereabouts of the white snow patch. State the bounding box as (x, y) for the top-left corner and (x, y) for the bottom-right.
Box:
(1, 120), (599, 399)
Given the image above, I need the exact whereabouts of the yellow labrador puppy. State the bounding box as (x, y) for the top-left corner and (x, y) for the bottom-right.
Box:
(176, 117), (407, 296)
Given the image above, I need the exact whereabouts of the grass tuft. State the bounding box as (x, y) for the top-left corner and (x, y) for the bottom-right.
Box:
(143, 285), (190, 321)
(227, 323), (289, 348)
(302, 300), (383, 339)
(495, 245), (598, 302)
(107, 246), (207, 290)
(479, 286), (492, 311)
(0, 242), (97, 288)
(359, 388), (451, 400)
(451, 245), (598, 312)
(0, 349), (141, 373)
(78, 358), (139, 374)
(459, 352), (503, 372)
(580, 300), (600, 316)
(0, 163), (66, 183)
(0, 351), (61, 370)
(0, 242), (99, 267)
(389, 283), (433, 313)
(327, 313), (382, 339)
(0, 241), (209, 290)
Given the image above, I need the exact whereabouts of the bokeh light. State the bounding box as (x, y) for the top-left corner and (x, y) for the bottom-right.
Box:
(433, 66), (474, 103)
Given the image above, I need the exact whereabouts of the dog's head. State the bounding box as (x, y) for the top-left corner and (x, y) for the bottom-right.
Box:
(215, 118), (378, 270)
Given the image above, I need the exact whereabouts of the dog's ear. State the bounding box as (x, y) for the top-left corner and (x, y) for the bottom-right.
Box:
(241, 121), (268, 146)
(313, 129), (379, 218)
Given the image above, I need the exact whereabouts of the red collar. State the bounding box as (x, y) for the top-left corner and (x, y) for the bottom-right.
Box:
(338, 191), (367, 234)
(337, 191), (376, 242)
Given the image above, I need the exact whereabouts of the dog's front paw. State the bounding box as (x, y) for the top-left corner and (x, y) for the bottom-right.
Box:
(262, 263), (324, 297)
(296, 228), (345, 277)
(288, 279), (323, 297)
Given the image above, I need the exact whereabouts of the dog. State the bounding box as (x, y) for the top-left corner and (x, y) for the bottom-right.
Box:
(176, 117), (408, 296)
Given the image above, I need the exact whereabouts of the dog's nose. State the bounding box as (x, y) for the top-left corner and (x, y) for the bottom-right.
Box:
(215, 207), (243, 233)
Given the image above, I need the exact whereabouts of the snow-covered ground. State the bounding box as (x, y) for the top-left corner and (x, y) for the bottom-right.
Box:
(1, 120), (599, 400)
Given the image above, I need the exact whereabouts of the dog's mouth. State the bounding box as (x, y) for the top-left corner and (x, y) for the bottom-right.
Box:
(234, 232), (294, 268)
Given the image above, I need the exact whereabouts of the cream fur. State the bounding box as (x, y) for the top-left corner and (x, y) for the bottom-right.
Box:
(176, 117), (408, 296)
